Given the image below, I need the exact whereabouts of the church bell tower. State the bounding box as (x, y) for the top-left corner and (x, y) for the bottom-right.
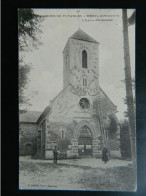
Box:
(63, 29), (100, 96)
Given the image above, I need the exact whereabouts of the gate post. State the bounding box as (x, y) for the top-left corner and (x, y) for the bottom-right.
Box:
(92, 138), (100, 158)
(67, 139), (79, 158)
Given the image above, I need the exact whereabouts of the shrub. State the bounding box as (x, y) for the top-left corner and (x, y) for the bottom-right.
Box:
(58, 139), (71, 152)
(108, 116), (118, 139)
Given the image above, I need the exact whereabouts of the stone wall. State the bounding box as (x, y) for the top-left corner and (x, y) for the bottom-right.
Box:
(43, 117), (101, 159)
(63, 38), (99, 96)
(42, 84), (120, 158)
(19, 122), (38, 156)
(37, 32), (121, 159)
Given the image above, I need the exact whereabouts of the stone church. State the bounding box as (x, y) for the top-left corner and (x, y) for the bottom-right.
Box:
(19, 29), (121, 159)
(35, 29), (121, 159)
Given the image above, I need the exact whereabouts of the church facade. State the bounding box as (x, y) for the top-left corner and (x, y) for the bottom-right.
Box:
(36, 29), (121, 159)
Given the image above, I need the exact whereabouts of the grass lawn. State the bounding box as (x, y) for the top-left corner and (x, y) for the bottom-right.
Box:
(19, 160), (136, 191)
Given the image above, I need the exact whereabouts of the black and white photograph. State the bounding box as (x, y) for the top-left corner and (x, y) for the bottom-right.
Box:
(18, 8), (136, 191)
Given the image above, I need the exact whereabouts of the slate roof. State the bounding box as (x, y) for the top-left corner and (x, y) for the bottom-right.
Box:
(19, 111), (42, 123)
(71, 28), (98, 43)
(37, 106), (51, 124)
(99, 87), (116, 108)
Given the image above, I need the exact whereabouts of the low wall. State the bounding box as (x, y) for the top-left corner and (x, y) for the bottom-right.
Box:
(110, 150), (121, 159)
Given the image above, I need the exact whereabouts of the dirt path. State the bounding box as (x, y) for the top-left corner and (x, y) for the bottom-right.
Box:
(19, 157), (136, 191)
(20, 156), (132, 169)
(19, 162), (86, 190)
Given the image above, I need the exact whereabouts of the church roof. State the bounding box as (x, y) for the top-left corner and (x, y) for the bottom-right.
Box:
(99, 87), (117, 109)
(71, 29), (98, 43)
(37, 106), (51, 124)
(19, 111), (42, 123)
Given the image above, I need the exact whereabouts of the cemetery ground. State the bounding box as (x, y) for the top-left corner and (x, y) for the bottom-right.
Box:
(19, 156), (136, 191)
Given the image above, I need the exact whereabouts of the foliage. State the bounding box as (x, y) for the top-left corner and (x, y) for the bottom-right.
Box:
(122, 9), (136, 173)
(108, 116), (118, 139)
(18, 9), (44, 51)
(58, 139), (71, 152)
(123, 96), (136, 118)
(122, 78), (135, 118)
(128, 10), (136, 26)
(18, 9), (44, 113)
(120, 119), (132, 159)
(131, 78), (135, 89)
(121, 78), (135, 90)
(19, 59), (32, 113)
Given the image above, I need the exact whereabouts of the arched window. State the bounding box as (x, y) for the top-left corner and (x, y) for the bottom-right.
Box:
(83, 78), (87, 86)
(82, 50), (87, 68)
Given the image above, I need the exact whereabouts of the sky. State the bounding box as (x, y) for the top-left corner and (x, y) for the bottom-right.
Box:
(22, 9), (135, 120)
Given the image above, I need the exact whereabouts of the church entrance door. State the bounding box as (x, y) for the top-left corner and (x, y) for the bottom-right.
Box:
(78, 125), (92, 157)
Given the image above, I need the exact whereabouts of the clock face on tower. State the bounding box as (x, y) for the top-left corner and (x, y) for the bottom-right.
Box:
(79, 98), (90, 109)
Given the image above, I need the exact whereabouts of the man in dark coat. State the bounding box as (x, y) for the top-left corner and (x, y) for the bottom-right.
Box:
(102, 147), (109, 163)
(53, 146), (58, 164)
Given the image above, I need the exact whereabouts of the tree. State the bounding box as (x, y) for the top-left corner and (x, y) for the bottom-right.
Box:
(58, 139), (71, 152)
(120, 119), (132, 159)
(18, 9), (44, 113)
(18, 9), (44, 51)
(108, 115), (118, 139)
(122, 78), (135, 118)
(122, 9), (136, 174)
(19, 59), (31, 110)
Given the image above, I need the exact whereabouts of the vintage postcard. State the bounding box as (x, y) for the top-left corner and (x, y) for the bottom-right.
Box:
(19, 8), (136, 191)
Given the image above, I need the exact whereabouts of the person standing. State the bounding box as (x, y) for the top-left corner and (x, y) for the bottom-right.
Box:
(102, 147), (109, 163)
(53, 146), (58, 164)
